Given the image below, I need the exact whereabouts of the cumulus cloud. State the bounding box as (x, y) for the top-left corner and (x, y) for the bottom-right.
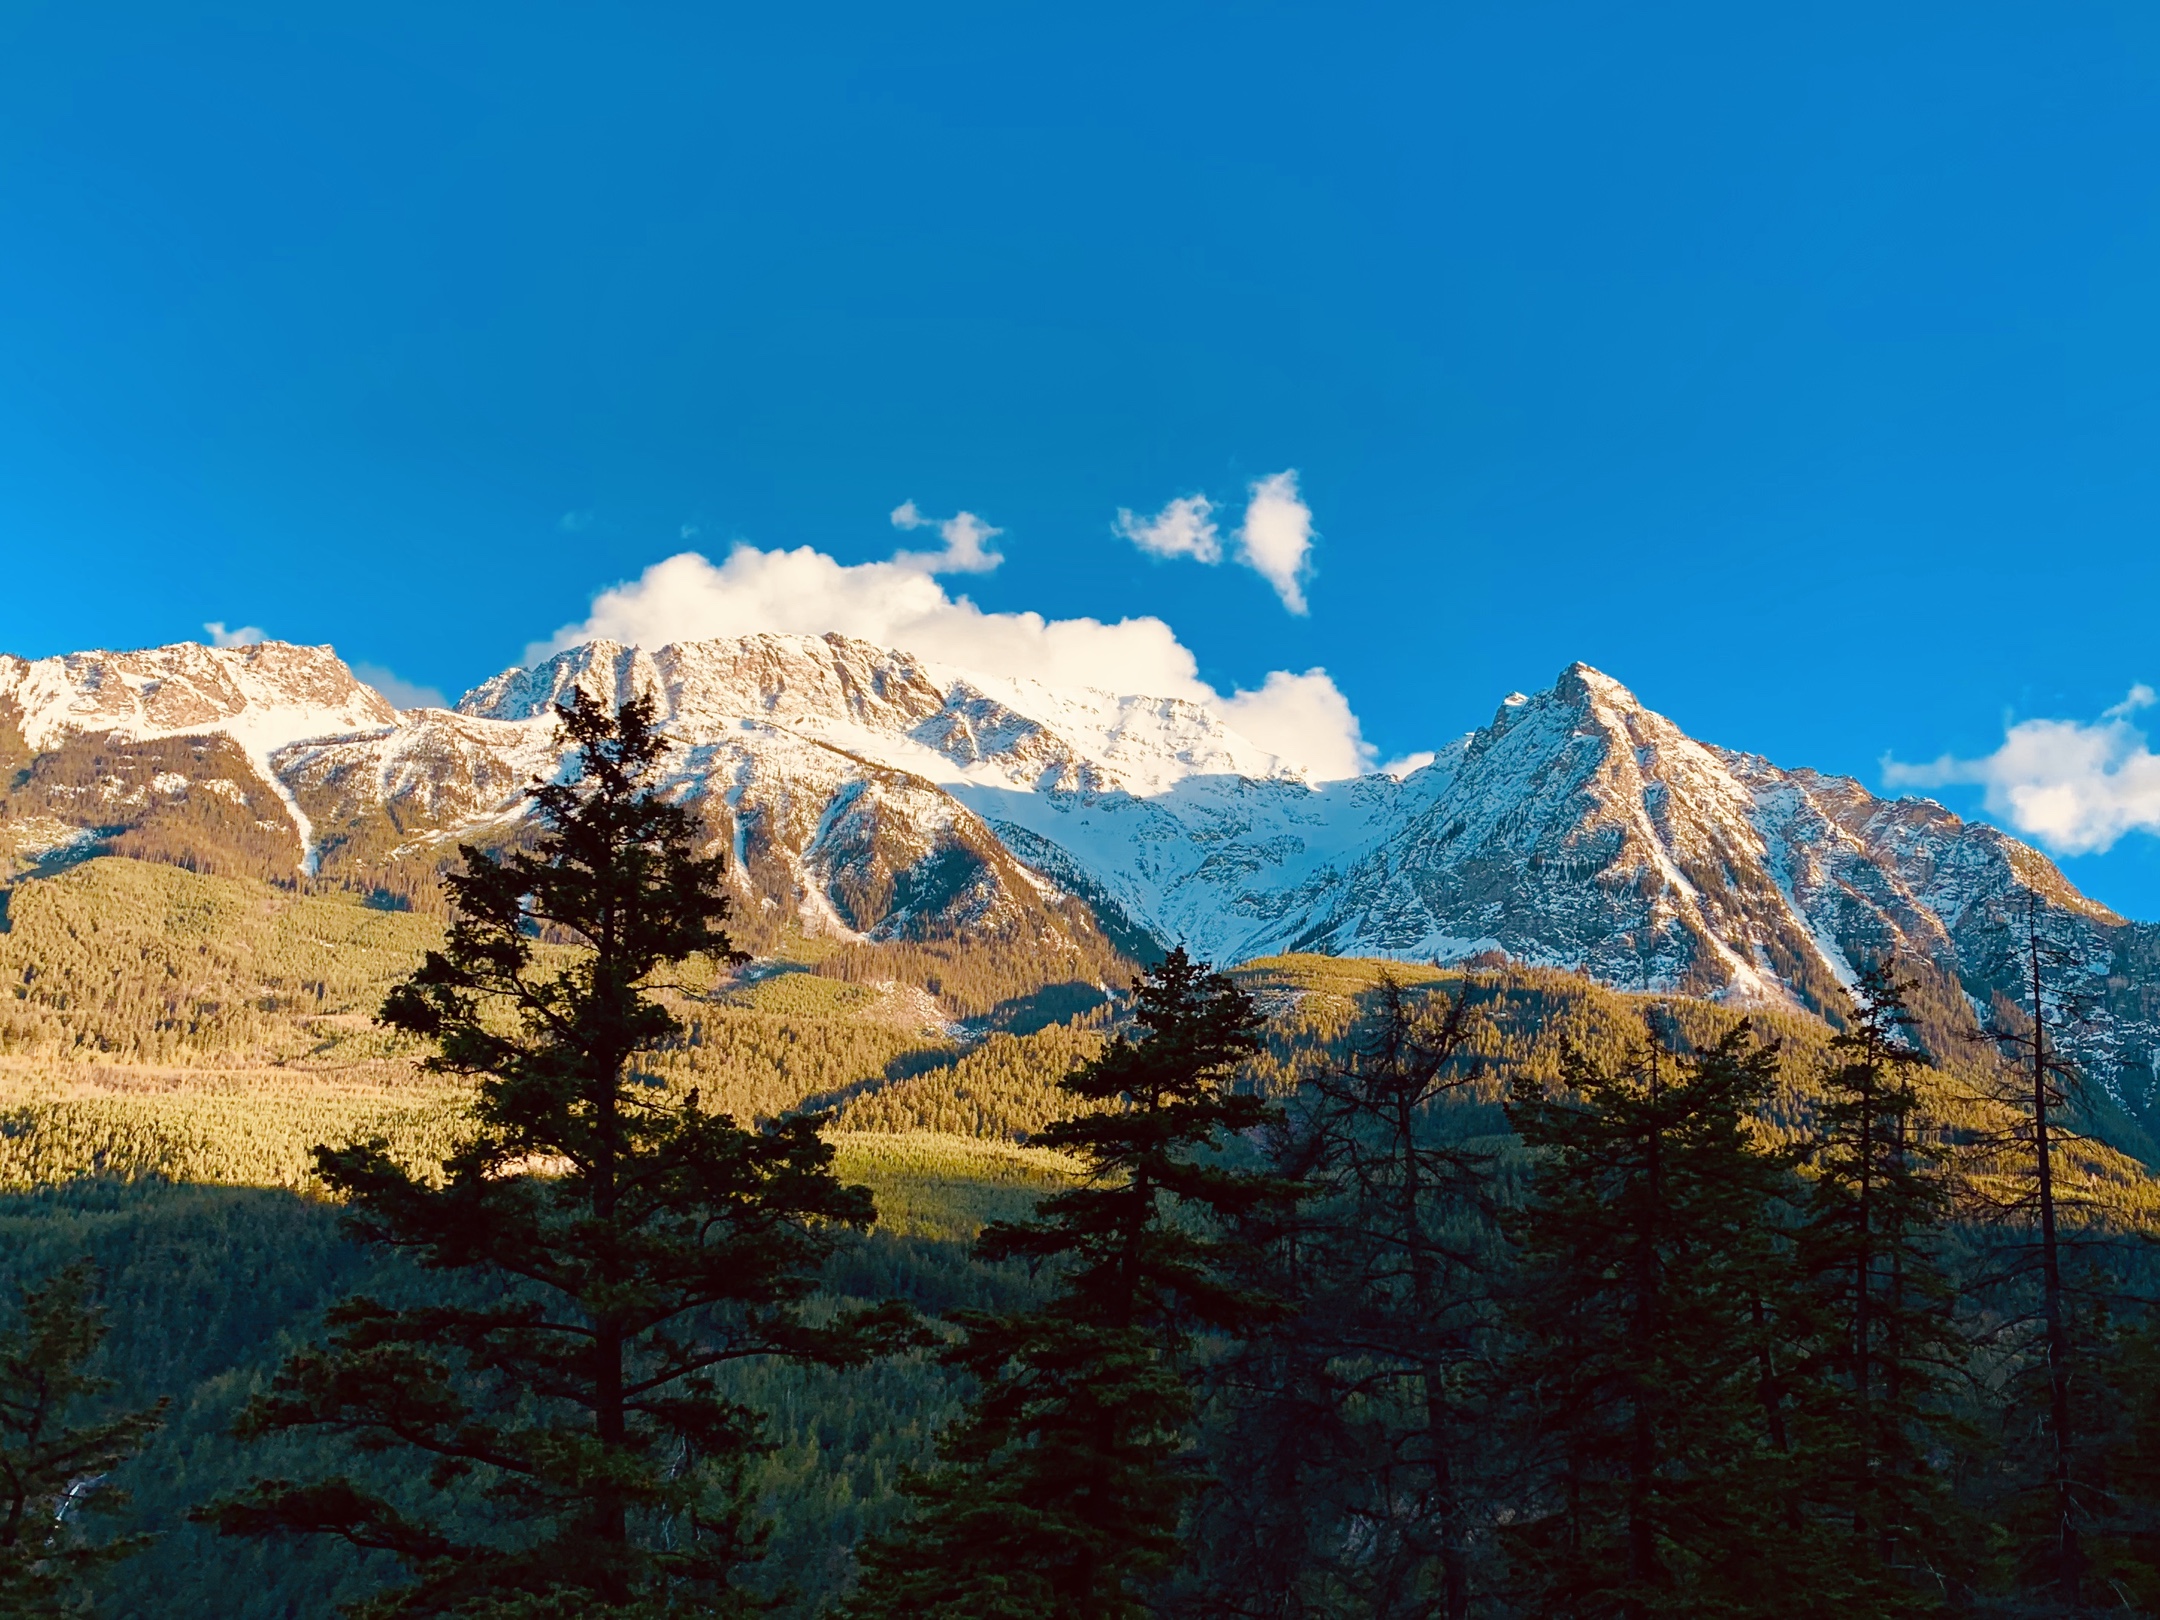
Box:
(530, 532), (1377, 779)
(1379, 750), (1439, 778)
(203, 620), (267, 648)
(1237, 470), (1316, 614)
(890, 500), (1003, 573)
(1112, 473), (1318, 613)
(1884, 688), (2160, 855)
(350, 662), (449, 711)
(1114, 494), (1222, 563)
(1213, 669), (1370, 779)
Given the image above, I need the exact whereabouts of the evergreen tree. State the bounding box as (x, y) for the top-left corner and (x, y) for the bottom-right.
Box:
(0, 1262), (164, 1619)
(201, 692), (916, 1618)
(843, 949), (1285, 1620)
(1169, 977), (1499, 1620)
(1501, 1014), (1811, 1618)
(1196, 977), (1499, 1619)
(1170, 1287), (1365, 1620)
(1795, 959), (1962, 1605)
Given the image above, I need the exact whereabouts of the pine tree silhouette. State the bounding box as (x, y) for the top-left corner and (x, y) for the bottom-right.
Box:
(201, 691), (917, 1618)
(1502, 1014), (1805, 1618)
(843, 949), (1287, 1620)
(1796, 959), (1964, 1603)
(1966, 890), (2102, 1608)
(1292, 977), (1498, 1618)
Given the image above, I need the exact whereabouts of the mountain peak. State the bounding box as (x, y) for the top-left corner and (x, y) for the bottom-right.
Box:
(1553, 660), (1642, 709)
(1484, 662), (1640, 739)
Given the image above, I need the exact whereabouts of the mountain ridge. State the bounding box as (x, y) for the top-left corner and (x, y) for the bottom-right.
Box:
(3, 632), (2155, 1115)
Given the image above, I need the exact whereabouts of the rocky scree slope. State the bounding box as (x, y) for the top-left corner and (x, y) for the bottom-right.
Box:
(1, 636), (2155, 1112)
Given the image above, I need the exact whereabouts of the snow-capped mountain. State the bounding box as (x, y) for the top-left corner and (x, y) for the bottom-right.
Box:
(3, 634), (2155, 1109)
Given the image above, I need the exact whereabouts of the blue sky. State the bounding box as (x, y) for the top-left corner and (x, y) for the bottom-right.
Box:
(4, 2), (2160, 914)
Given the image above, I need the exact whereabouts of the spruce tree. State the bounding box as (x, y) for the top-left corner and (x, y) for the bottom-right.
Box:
(1501, 1014), (1810, 1618)
(202, 692), (915, 1618)
(0, 1262), (164, 1619)
(1796, 959), (1962, 1597)
(1271, 977), (1499, 1618)
(842, 949), (1284, 1620)
(1169, 1280), (1363, 1619)
(1171, 976), (1501, 1619)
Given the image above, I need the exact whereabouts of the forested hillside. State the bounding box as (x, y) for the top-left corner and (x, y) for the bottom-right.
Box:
(0, 856), (1113, 1184)
(2, 849), (2159, 1613)
(9, 857), (2150, 1208)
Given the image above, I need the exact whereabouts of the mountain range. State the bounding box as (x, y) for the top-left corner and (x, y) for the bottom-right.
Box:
(3, 632), (2155, 1113)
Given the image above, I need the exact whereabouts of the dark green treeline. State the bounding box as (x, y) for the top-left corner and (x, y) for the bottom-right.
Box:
(845, 956), (2160, 1618)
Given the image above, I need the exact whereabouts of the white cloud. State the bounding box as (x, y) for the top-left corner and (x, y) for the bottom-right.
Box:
(1379, 750), (1438, 778)
(889, 500), (1003, 574)
(1884, 688), (2160, 855)
(1114, 494), (1222, 563)
(203, 621), (267, 648)
(350, 662), (449, 711)
(530, 534), (1378, 779)
(1236, 469), (1315, 615)
(1215, 669), (1370, 779)
(2105, 683), (2156, 720)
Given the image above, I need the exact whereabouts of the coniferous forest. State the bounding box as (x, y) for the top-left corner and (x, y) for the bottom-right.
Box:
(3, 698), (2160, 1616)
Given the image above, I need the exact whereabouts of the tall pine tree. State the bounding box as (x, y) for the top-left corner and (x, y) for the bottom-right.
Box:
(1502, 1014), (1810, 1618)
(1796, 959), (1963, 1600)
(1298, 978), (1498, 1615)
(203, 692), (915, 1618)
(1173, 977), (1503, 1619)
(843, 949), (1286, 1620)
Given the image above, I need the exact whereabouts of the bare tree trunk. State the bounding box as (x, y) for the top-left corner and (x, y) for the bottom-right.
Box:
(1624, 1042), (1664, 1620)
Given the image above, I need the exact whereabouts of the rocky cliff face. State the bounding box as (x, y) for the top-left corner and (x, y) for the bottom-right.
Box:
(4, 633), (2155, 1110)
(0, 643), (396, 882)
(0, 641), (396, 754)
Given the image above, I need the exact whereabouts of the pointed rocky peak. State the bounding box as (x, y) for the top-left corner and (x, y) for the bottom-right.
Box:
(1540, 661), (1654, 728)
(1470, 662), (1631, 762)
(1524, 664), (1700, 768)
(1557, 660), (1637, 698)
(1481, 663), (1647, 741)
